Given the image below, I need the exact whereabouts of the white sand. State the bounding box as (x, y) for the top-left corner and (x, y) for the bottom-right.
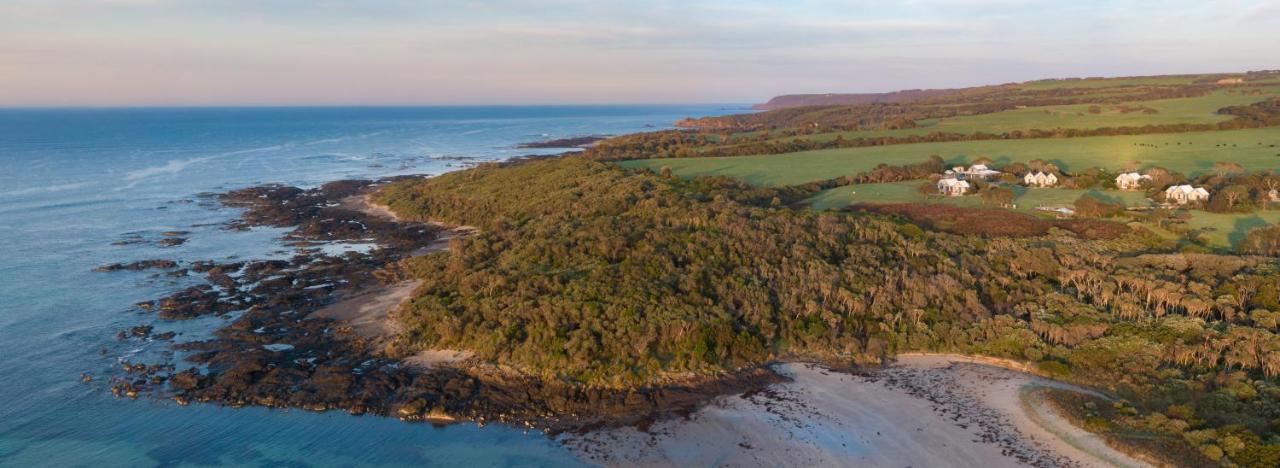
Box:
(403, 349), (476, 370)
(565, 355), (1151, 467)
(320, 193), (478, 368)
(341, 193), (402, 221)
(897, 354), (1147, 468)
(310, 280), (422, 339)
(341, 193), (478, 256)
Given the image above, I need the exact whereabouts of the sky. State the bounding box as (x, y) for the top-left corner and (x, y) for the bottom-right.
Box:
(1, 0), (1277, 106)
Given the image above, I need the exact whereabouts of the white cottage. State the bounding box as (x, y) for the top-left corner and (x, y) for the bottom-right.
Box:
(937, 178), (971, 196)
(1115, 172), (1152, 190)
(1023, 172), (1058, 187)
(1164, 185), (1210, 204)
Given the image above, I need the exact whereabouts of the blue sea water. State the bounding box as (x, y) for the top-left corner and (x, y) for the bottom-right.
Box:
(0, 105), (739, 467)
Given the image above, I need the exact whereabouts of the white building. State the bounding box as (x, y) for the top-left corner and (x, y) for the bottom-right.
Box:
(937, 178), (971, 196)
(1115, 172), (1152, 190)
(953, 164), (1001, 180)
(1163, 185), (1210, 204)
(1023, 171), (1058, 187)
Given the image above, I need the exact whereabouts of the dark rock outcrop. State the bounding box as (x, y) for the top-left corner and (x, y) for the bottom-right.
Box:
(93, 259), (178, 272)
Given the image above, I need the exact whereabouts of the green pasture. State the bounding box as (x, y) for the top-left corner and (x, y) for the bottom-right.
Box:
(773, 88), (1279, 144)
(1183, 210), (1280, 248)
(801, 181), (1279, 248)
(624, 127), (1280, 187)
(804, 182), (1152, 213)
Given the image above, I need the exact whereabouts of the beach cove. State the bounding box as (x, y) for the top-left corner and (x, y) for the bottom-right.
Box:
(564, 355), (1148, 467)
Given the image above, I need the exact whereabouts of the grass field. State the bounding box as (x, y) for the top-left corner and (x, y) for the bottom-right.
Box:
(762, 87), (1279, 144)
(624, 127), (1280, 187)
(801, 182), (1279, 248)
(624, 126), (1280, 249)
(805, 182), (1152, 212)
(1184, 210), (1280, 247)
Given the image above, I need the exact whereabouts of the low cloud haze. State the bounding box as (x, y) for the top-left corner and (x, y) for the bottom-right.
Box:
(1, 0), (1277, 106)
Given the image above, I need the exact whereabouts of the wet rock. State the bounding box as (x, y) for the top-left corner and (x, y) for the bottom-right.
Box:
(111, 234), (147, 246)
(189, 260), (217, 273)
(130, 325), (153, 338)
(168, 368), (203, 392)
(93, 259), (178, 272)
(156, 285), (238, 319)
(156, 238), (187, 247)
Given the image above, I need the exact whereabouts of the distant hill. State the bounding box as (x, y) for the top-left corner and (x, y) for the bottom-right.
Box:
(677, 71), (1280, 132)
(751, 72), (1280, 110)
(753, 88), (964, 110)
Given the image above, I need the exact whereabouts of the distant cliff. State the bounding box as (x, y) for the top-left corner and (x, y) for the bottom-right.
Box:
(753, 88), (961, 110)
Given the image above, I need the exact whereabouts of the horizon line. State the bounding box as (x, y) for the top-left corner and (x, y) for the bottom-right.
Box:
(0, 102), (757, 111)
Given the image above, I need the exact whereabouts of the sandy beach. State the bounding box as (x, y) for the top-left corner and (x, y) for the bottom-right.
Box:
(564, 355), (1149, 467)
(315, 193), (477, 368)
(341, 193), (477, 255)
(310, 280), (422, 339)
(340, 193), (404, 222)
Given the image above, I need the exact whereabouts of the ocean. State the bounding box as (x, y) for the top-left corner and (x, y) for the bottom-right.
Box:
(0, 105), (737, 467)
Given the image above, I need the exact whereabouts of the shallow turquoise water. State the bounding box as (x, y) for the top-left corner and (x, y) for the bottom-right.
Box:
(0, 105), (737, 467)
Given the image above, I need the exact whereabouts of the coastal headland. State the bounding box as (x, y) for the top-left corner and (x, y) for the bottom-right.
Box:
(96, 160), (1170, 467)
(101, 174), (780, 433)
(94, 72), (1280, 466)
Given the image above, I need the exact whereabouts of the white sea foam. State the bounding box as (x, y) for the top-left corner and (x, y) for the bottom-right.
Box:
(124, 157), (212, 181)
(304, 131), (388, 146)
(0, 181), (94, 198)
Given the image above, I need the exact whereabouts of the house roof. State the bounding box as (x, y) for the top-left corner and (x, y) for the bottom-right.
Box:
(1116, 172), (1150, 181)
(1165, 185), (1209, 196)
